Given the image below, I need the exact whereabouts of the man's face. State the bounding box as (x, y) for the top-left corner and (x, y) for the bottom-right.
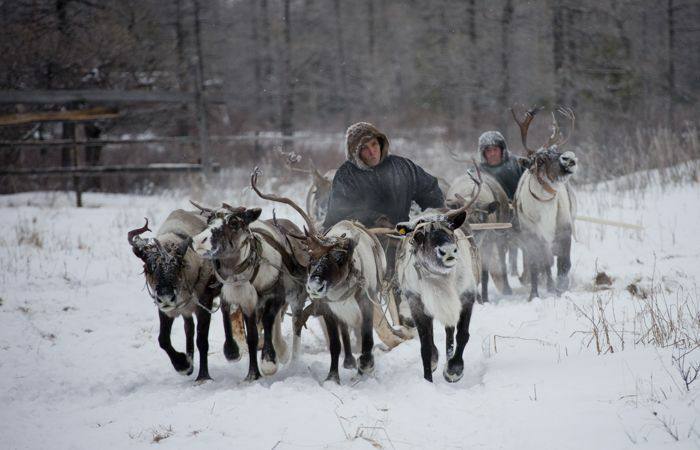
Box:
(483, 145), (503, 166)
(359, 137), (382, 167)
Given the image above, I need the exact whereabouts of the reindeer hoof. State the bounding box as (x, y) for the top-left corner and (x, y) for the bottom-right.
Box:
(244, 370), (261, 382)
(557, 275), (569, 292)
(260, 358), (278, 376)
(325, 372), (340, 384)
(443, 359), (464, 383)
(195, 374), (212, 384)
(358, 355), (374, 375)
(174, 353), (193, 375)
(223, 341), (241, 361)
(343, 355), (357, 369)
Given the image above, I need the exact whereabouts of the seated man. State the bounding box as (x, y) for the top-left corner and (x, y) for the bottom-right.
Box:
(477, 130), (524, 201)
(323, 122), (444, 230)
(324, 122), (444, 327)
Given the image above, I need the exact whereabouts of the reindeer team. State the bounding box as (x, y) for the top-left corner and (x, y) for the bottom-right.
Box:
(128, 106), (578, 384)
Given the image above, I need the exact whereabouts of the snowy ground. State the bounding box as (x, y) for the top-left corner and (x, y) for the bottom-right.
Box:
(1, 165), (699, 449)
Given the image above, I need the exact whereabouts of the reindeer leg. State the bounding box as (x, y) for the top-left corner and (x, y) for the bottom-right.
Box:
(525, 245), (540, 301)
(158, 311), (192, 375)
(184, 316), (195, 367)
(444, 293), (475, 383)
(508, 243), (519, 277)
(194, 299), (213, 382)
(545, 262), (556, 294)
(556, 232), (572, 293)
(220, 301), (241, 362)
(339, 322), (357, 369)
(322, 312), (341, 384)
(260, 290), (284, 376)
(290, 297), (306, 362)
(358, 295), (375, 376)
(480, 267), (489, 303)
(243, 310), (261, 381)
(408, 298), (434, 382)
(445, 326), (455, 359)
(428, 319), (438, 373)
(498, 242), (513, 295)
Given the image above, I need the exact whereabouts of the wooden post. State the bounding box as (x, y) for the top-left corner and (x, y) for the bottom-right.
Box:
(193, 0), (212, 180)
(72, 124), (84, 207)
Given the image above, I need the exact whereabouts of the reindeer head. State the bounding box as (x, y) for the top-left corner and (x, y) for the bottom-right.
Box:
(511, 105), (578, 185)
(251, 167), (355, 301)
(189, 201), (262, 260)
(396, 210), (468, 274)
(392, 164), (482, 274)
(128, 219), (193, 312)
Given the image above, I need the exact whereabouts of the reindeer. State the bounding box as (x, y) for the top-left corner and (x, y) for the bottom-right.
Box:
(251, 168), (408, 383)
(276, 149), (336, 228)
(510, 106), (578, 300)
(372, 170), (482, 383)
(189, 201), (308, 381)
(446, 168), (512, 302)
(128, 210), (240, 382)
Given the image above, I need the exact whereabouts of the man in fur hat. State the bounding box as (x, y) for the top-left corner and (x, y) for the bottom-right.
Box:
(477, 130), (524, 200)
(323, 122), (444, 327)
(323, 122), (444, 230)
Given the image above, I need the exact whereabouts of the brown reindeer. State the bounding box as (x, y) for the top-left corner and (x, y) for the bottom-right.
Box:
(251, 168), (409, 383)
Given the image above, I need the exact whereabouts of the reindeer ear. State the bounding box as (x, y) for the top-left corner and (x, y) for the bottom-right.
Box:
(243, 208), (262, 224)
(486, 201), (499, 214)
(446, 210), (467, 230)
(395, 222), (413, 236)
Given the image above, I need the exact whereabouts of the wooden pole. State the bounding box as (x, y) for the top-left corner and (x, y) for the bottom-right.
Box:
(73, 124), (83, 207)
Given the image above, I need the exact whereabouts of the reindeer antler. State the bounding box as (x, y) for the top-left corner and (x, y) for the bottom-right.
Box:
(450, 161), (483, 215)
(127, 218), (151, 246)
(189, 200), (214, 215)
(251, 167), (318, 235)
(552, 106), (575, 147)
(510, 105), (544, 156)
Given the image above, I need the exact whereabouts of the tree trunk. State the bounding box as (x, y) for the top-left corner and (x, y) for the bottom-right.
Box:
(551, 0), (566, 105)
(498, 0), (513, 132)
(467, 0), (481, 134)
(280, 0), (294, 150)
(333, 0), (350, 125)
(667, 0), (676, 127)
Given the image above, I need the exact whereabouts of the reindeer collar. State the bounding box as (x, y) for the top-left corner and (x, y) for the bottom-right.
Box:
(212, 234), (263, 286)
(530, 166), (558, 202)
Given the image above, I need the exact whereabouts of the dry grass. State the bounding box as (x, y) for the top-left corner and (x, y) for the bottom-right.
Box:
(571, 279), (700, 355)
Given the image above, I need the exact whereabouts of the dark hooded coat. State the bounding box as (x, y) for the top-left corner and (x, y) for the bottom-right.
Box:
(477, 131), (525, 200)
(322, 122), (445, 229)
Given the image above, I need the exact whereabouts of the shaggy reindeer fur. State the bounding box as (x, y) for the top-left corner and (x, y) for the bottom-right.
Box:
(447, 171), (512, 301)
(192, 206), (305, 381)
(394, 211), (478, 383)
(128, 209), (239, 382)
(515, 167), (577, 299)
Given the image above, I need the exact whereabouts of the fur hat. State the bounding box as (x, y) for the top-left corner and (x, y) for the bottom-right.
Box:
(345, 122), (390, 170)
(478, 131), (510, 164)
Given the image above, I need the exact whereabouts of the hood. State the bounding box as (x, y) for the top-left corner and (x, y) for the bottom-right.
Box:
(478, 130), (510, 165)
(345, 122), (390, 170)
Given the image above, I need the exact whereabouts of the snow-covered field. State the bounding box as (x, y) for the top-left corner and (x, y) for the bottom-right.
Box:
(1, 165), (699, 449)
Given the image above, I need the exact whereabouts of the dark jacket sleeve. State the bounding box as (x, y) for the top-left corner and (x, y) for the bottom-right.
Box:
(322, 165), (385, 229)
(411, 161), (445, 210)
